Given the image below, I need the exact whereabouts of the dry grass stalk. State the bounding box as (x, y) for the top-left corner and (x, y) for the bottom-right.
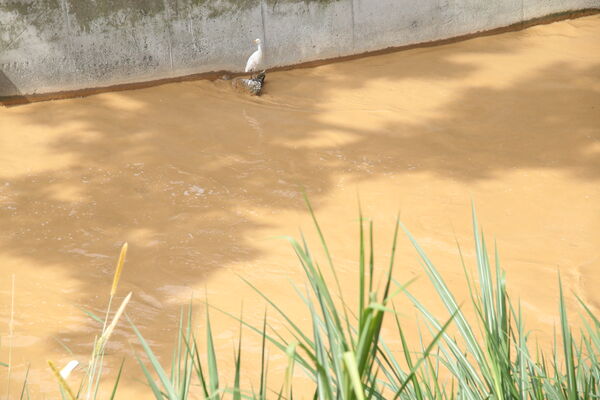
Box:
(6, 274), (15, 399)
(86, 242), (130, 400)
(98, 292), (132, 351)
(111, 242), (128, 297)
(48, 360), (76, 400)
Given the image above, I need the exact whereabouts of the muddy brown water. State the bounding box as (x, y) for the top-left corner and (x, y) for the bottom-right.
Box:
(0, 15), (599, 398)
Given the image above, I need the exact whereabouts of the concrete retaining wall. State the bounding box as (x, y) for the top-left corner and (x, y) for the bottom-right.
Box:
(1, 0), (598, 97)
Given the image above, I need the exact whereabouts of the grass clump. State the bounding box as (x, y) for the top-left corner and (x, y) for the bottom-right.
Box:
(4, 201), (594, 398)
(128, 202), (599, 399)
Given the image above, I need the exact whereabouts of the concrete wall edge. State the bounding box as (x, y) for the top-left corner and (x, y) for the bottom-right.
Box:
(1, 6), (598, 105)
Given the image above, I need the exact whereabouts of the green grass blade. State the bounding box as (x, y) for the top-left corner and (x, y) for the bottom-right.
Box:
(558, 273), (578, 400)
(205, 306), (220, 398)
(109, 358), (126, 400)
(187, 332), (210, 398)
(19, 364), (31, 400)
(233, 313), (243, 400)
(343, 352), (365, 400)
(259, 312), (268, 400)
(77, 307), (104, 324)
(392, 311), (458, 399)
(128, 315), (179, 400)
(134, 351), (164, 399)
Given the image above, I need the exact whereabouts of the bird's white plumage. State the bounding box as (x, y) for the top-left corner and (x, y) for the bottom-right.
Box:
(245, 38), (263, 73)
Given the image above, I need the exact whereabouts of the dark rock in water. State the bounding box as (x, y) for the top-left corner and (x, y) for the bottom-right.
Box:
(231, 72), (266, 96)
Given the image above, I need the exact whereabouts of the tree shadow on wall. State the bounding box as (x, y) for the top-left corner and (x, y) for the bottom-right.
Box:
(0, 70), (30, 105)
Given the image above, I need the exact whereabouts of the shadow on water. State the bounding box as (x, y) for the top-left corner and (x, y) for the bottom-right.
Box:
(0, 17), (599, 389)
(309, 61), (600, 182)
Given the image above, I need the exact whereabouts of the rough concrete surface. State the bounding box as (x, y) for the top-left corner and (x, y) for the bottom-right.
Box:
(0, 0), (598, 96)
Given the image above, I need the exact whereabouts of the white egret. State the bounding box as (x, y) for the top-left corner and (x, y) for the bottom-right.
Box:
(245, 38), (263, 73)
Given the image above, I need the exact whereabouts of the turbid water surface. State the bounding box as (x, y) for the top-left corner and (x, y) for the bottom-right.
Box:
(0, 15), (599, 398)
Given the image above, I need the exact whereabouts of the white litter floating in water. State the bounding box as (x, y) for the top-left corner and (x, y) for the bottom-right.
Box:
(60, 360), (79, 379)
